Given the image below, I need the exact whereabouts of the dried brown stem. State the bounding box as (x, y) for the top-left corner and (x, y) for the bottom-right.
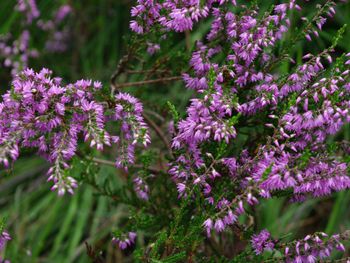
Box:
(142, 113), (174, 159)
(126, 69), (169, 75)
(91, 157), (162, 174)
(112, 76), (182, 89)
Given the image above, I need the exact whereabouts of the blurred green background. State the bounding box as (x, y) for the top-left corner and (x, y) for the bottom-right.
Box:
(0, 0), (350, 262)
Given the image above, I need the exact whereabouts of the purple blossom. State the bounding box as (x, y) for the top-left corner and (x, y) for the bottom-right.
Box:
(114, 92), (151, 169)
(133, 176), (150, 200)
(147, 42), (160, 55)
(214, 218), (225, 233)
(130, 0), (210, 34)
(251, 229), (275, 255)
(45, 29), (70, 53)
(203, 218), (213, 236)
(42, 4), (72, 53)
(16, 0), (40, 24)
(282, 231), (348, 262)
(0, 30), (38, 76)
(0, 231), (11, 251)
(112, 232), (137, 250)
(54, 5), (72, 23)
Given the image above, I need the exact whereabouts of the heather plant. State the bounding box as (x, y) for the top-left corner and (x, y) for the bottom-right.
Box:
(1, 0), (350, 262)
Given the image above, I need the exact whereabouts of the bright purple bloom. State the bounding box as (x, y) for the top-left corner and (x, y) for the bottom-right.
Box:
(251, 229), (275, 255)
(283, 231), (348, 262)
(133, 176), (150, 200)
(112, 232), (137, 250)
(0, 231), (11, 251)
(16, 0), (40, 24)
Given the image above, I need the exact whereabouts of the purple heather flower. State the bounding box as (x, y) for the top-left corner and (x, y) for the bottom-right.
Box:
(54, 5), (72, 23)
(282, 231), (348, 262)
(114, 92), (150, 169)
(251, 229), (275, 255)
(147, 42), (160, 55)
(16, 0), (40, 24)
(133, 176), (150, 200)
(112, 232), (137, 250)
(214, 219), (225, 232)
(130, 20), (143, 34)
(176, 183), (186, 197)
(0, 30), (38, 76)
(203, 218), (213, 237)
(0, 231), (11, 251)
(45, 29), (70, 53)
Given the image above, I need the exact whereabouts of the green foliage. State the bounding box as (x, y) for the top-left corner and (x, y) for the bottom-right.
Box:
(166, 101), (180, 125)
(261, 164), (273, 181)
(160, 251), (187, 263)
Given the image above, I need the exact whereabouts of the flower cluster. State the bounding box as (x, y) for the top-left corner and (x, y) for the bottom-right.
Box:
(16, 0), (40, 24)
(130, 0), (214, 34)
(0, 231), (11, 251)
(133, 176), (150, 200)
(253, 54), (350, 200)
(114, 93), (151, 169)
(0, 31), (39, 76)
(283, 231), (347, 263)
(146, 42), (160, 55)
(251, 229), (275, 255)
(0, 68), (149, 195)
(112, 232), (137, 250)
(37, 4), (72, 53)
(251, 229), (349, 262)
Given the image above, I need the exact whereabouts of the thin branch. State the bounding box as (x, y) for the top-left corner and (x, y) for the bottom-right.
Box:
(112, 76), (182, 89)
(91, 157), (163, 174)
(125, 69), (169, 75)
(185, 30), (191, 51)
(111, 52), (134, 94)
(142, 113), (174, 159)
(91, 157), (115, 166)
(144, 109), (165, 122)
